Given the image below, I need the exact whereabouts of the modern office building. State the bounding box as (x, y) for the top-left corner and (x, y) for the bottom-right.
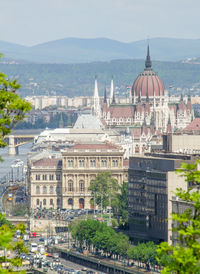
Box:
(128, 153), (196, 243)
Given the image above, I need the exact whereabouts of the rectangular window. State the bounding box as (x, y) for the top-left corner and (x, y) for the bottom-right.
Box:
(68, 159), (74, 167)
(112, 160), (118, 167)
(79, 159), (85, 167)
(56, 174), (61, 180)
(49, 174), (54, 181)
(101, 159), (107, 167)
(68, 183), (73, 192)
(36, 174), (40, 181)
(42, 174), (47, 180)
(79, 182), (85, 192)
(90, 159), (96, 167)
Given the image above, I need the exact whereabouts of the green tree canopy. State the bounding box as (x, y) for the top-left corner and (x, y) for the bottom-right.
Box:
(112, 181), (128, 225)
(157, 160), (200, 273)
(0, 64), (32, 150)
(89, 172), (119, 209)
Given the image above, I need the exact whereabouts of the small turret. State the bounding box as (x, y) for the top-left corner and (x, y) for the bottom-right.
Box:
(104, 86), (107, 104)
(145, 45), (152, 69)
(110, 78), (114, 103)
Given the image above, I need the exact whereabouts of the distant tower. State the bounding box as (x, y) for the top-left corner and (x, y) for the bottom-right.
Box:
(112, 85), (116, 104)
(110, 78), (114, 104)
(93, 77), (101, 118)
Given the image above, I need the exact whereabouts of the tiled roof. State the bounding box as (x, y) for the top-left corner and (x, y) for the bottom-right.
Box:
(136, 103), (144, 113)
(178, 101), (187, 112)
(130, 127), (142, 138)
(184, 118), (200, 132)
(33, 158), (62, 167)
(68, 143), (121, 151)
(109, 105), (134, 118)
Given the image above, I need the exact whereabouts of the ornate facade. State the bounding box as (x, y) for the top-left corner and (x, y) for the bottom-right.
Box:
(28, 142), (127, 209)
(94, 46), (194, 133)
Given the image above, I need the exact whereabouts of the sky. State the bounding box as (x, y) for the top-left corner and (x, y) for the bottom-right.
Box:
(1, 0), (200, 46)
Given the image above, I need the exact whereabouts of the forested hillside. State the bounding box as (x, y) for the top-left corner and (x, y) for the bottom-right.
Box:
(1, 59), (200, 97)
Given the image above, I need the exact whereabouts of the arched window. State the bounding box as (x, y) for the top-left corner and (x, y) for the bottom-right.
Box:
(79, 181), (85, 192)
(79, 198), (84, 209)
(36, 186), (40, 194)
(49, 186), (54, 194)
(50, 199), (54, 206)
(68, 180), (74, 192)
(68, 198), (73, 206)
(43, 186), (47, 194)
(43, 199), (46, 206)
(36, 199), (40, 206)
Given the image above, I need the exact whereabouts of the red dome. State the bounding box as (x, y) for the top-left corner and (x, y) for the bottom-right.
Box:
(132, 46), (165, 98)
(132, 69), (165, 97)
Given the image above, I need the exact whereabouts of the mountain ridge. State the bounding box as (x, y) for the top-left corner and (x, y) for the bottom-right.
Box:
(1, 37), (200, 63)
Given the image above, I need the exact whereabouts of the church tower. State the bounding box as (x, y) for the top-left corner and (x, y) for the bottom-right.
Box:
(93, 77), (101, 118)
(110, 78), (114, 105)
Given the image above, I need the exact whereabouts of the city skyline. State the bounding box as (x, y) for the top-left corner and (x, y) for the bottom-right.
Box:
(1, 0), (200, 46)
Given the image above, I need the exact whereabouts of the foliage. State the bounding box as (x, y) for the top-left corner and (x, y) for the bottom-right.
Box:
(157, 160), (200, 273)
(1, 59), (200, 100)
(15, 111), (77, 129)
(127, 242), (157, 265)
(0, 214), (28, 273)
(0, 70), (32, 149)
(0, 213), (13, 228)
(112, 182), (128, 225)
(71, 219), (160, 270)
(70, 219), (129, 257)
(11, 204), (29, 216)
(89, 172), (119, 209)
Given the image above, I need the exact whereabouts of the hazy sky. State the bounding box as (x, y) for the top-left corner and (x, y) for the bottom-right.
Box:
(1, 0), (199, 46)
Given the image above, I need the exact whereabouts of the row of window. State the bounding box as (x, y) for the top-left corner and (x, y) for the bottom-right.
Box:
(35, 174), (60, 181)
(36, 185), (61, 194)
(35, 198), (87, 209)
(66, 159), (119, 168)
(36, 198), (60, 207)
(67, 181), (85, 192)
(35, 181), (86, 194)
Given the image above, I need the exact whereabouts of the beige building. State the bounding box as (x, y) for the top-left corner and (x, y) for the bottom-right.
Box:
(62, 143), (126, 209)
(28, 158), (62, 209)
(28, 142), (127, 210)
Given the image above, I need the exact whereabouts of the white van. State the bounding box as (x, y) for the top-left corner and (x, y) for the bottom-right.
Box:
(30, 242), (38, 253)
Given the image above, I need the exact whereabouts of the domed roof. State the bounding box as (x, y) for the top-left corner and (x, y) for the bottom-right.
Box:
(132, 46), (165, 97)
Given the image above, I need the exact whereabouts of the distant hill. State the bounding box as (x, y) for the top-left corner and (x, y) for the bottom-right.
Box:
(1, 37), (200, 63)
(1, 59), (200, 98)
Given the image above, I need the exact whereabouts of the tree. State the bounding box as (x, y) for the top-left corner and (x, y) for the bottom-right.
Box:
(0, 214), (28, 273)
(89, 172), (119, 209)
(112, 182), (128, 225)
(157, 160), (200, 273)
(0, 64), (32, 151)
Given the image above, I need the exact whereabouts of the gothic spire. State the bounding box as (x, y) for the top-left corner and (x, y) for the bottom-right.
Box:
(93, 77), (101, 117)
(145, 45), (152, 69)
(110, 78), (114, 102)
(167, 115), (171, 125)
(112, 88), (116, 104)
(104, 86), (107, 103)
